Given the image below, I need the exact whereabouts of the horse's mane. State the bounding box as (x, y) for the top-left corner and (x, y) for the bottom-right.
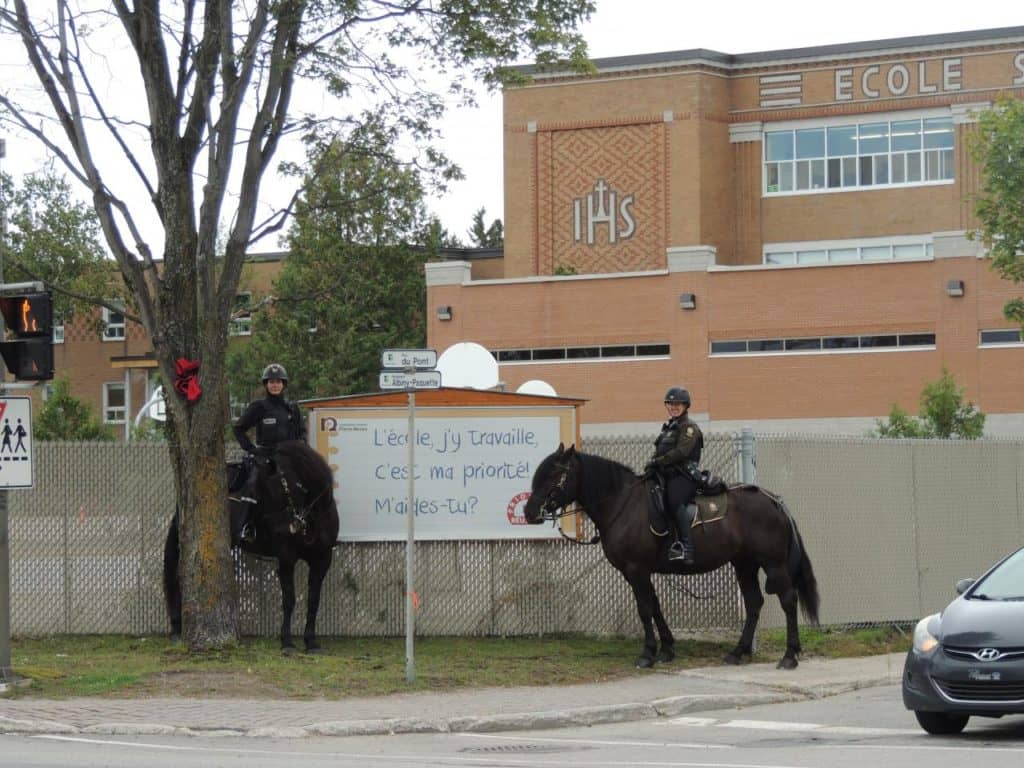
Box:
(268, 440), (334, 508)
(574, 452), (637, 500)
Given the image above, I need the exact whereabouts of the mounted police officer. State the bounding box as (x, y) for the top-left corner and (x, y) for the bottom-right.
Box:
(646, 386), (702, 564)
(233, 363), (307, 544)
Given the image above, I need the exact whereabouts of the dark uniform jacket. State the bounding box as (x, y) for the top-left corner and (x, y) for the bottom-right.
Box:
(234, 394), (306, 453)
(652, 416), (703, 476)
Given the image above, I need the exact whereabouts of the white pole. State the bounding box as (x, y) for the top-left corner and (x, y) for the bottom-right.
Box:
(405, 383), (416, 683)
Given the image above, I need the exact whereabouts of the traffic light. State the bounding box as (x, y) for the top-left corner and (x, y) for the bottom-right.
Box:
(0, 291), (54, 381)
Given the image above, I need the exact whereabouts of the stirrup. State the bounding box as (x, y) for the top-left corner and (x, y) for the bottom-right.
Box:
(240, 524), (256, 544)
(668, 541), (694, 563)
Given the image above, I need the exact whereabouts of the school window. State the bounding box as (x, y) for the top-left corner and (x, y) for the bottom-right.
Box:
(764, 113), (953, 195)
(979, 329), (1024, 345)
(103, 382), (126, 423)
(53, 311), (65, 344)
(764, 236), (933, 266)
(102, 306), (126, 340)
(711, 332), (935, 356)
(229, 293), (252, 336)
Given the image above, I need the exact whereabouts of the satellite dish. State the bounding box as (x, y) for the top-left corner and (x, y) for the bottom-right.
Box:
(436, 342), (499, 389)
(516, 379), (557, 397)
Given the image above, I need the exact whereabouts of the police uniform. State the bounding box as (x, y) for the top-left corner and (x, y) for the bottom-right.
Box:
(649, 385), (702, 563)
(233, 363), (305, 544)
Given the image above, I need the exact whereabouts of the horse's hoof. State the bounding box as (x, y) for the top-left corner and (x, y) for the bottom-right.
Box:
(635, 656), (655, 669)
(281, 645), (297, 656)
(656, 648), (675, 663)
(777, 655), (798, 670)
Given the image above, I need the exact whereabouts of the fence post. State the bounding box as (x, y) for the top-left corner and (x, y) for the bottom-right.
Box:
(740, 427), (756, 484)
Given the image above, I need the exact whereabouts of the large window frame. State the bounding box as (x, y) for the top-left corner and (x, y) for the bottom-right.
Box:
(103, 381), (126, 423)
(764, 109), (954, 196)
(102, 306), (126, 341)
(764, 235), (934, 266)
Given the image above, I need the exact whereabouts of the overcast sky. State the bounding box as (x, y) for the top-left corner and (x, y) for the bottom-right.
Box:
(1, 2), (1021, 249)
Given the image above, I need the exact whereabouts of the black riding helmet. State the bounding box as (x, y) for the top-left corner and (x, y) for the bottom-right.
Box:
(262, 363), (288, 384)
(663, 386), (691, 406)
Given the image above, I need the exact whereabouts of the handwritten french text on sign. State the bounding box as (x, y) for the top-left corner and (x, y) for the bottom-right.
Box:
(379, 370), (442, 390)
(381, 348), (437, 369)
(328, 415), (561, 541)
(0, 396), (33, 488)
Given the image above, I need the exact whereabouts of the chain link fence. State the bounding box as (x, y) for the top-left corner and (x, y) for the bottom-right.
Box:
(9, 435), (1023, 638)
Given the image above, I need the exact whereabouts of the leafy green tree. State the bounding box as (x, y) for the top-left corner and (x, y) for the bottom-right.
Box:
(873, 368), (985, 439)
(0, 170), (127, 330)
(1, 0), (594, 651)
(968, 97), (1024, 328)
(227, 124), (431, 403)
(34, 377), (114, 441)
(468, 207), (504, 247)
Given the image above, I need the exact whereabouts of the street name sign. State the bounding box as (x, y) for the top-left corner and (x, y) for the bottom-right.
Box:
(379, 370), (442, 390)
(381, 348), (437, 370)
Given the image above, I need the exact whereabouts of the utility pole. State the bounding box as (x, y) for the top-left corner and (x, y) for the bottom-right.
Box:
(0, 135), (14, 685)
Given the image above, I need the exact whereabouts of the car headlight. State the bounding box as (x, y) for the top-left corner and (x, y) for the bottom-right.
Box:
(913, 614), (941, 654)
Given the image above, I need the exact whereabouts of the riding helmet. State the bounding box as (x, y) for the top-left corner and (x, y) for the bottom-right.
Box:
(663, 386), (691, 406)
(262, 363), (289, 383)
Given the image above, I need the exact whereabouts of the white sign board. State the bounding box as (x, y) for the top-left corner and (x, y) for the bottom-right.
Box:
(379, 370), (442, 390)
(381, 348), (437, 369)
(0, 397), (33, 488)
(320, 410), (570, 541)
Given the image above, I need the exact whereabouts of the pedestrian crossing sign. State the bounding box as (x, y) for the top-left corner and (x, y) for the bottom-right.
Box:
(0, 397), (33, 488)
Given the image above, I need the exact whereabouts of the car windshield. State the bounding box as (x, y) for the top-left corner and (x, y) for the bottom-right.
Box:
(972, 548), (1024, 600)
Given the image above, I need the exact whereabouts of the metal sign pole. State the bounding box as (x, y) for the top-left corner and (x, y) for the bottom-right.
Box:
(0, 137), (12, 683)
(405, 381), (416, 683)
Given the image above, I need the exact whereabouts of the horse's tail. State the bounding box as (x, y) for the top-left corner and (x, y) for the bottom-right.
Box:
(779, 499), (821, 626)
(162, 511), (183, 640)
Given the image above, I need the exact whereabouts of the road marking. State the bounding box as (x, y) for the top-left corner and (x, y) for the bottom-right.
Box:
(667, 716), (920, 737)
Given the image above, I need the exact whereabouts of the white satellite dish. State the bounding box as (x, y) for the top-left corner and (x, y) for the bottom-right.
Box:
(516, 379), (557, 397)
(436, 342), (499, 390)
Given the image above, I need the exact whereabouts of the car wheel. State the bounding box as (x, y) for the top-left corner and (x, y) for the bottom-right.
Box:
(914, 710), (969, 735)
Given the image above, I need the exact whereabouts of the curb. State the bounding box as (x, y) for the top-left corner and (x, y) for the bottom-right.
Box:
(0, 690), (815, 739)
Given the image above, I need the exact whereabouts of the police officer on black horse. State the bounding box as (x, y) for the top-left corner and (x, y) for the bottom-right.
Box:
(234, 363), (307, 544)
(645, 386), (702, 565)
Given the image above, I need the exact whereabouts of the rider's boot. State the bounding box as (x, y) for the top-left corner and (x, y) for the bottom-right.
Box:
(668, 503), (696, 564)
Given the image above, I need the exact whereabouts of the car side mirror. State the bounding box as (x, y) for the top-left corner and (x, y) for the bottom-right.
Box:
(955, 578), (975, 595)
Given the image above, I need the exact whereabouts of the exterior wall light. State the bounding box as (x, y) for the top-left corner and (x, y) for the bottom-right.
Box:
(946, 280), (965, 298)
(437, 305), (453, 321)
(679, 293), (697, 310)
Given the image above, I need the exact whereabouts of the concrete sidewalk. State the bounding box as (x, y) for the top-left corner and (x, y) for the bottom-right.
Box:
(0, 652), (906, 739)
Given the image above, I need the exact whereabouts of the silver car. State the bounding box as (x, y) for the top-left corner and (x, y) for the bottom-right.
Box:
(903, 545), (1024, 734)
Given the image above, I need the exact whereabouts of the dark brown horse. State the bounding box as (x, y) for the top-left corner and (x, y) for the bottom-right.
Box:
(523, 444), (820, 669)
(163, 440), (340, 653)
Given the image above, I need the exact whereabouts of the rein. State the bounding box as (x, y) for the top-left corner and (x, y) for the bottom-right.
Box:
(542, 470), (646, 546)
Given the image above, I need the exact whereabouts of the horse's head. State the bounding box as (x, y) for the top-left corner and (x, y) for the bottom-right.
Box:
(523, 443), (579, 524)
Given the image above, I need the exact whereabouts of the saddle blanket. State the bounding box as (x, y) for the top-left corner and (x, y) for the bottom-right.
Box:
(647, 480), (730, 537)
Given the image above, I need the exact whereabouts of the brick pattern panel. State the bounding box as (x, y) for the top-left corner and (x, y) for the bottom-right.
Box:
(537, 124), (665, 275)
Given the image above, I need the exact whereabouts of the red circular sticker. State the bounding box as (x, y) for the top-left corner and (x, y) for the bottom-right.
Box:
(506, 491), (531, 525)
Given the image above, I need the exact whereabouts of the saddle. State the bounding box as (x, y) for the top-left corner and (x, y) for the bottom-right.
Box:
(646, 474), (731, 537)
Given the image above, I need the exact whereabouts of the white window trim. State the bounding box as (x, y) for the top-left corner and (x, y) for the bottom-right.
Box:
(102, 306), (126, 341)
(762, 107), (955, 197)
(229, 292), (253, 337)
(103, 381), (127, 424)
(763, 235), (934, 267)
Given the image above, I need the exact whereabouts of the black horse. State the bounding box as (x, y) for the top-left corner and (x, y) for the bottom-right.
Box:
(523, 444), (820, 669)
(163, 440), (340, 653)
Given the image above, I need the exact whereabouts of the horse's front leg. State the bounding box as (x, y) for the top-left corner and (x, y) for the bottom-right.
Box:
(303, 551), (334, 654)
(277, 558), (297, 654)
(625, 571), (660, 668)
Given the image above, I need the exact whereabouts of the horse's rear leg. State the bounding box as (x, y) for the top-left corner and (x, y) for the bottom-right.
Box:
(277, 560), (297, 654)
(766, 565), (802, 670)
(625, 572), (663, 668)
(303, 551), (334, 654)
(162, 517), (182, 643)
(725, 562), (763, 665)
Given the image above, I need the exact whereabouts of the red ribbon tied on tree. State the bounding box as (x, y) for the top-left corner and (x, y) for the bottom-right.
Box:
(174, 358), (202, 404)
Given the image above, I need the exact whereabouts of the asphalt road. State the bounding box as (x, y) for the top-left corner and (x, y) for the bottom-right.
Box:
(3, 684), (1023, 767)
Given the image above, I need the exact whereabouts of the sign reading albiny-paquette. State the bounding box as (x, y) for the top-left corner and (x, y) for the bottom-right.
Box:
(310, 405), (577, 541)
